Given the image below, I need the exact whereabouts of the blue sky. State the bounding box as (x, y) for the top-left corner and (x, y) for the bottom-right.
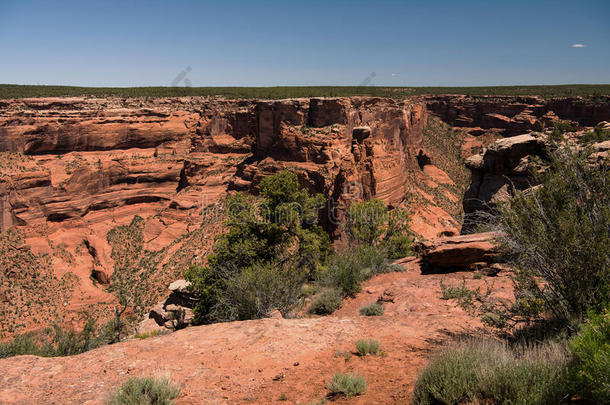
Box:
(1, 0), (608, 86)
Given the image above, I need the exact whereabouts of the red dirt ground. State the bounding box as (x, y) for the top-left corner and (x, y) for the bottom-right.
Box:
(0, 261), (513, 404)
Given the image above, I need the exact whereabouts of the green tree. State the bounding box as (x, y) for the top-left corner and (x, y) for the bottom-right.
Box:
(185, 171), (330, 323)
(346, 199), (411, 259)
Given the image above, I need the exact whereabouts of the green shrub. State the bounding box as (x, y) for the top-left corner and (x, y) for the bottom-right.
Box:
(309, 289), (342, 315)
(355, 339), (380, 356)
(569, 309), (610, 403)
(0, 319), (109, 359)
(327, 373), (367, 398)
(211, 261), (305, 321)
(106, 376), (179, 405)
(185, 171), (330, 324)
(413, 339), (570, 405)
(554, 120), (578, 133)
(359, 302), (384, 316)
(0, 332), (41, 358)
(346, 199), (387, 245)
(346, 199), (412, 259)
(300, 283), (319, 297)
(321, 245), (393, 297)
(578, 126), (610, 145)
(484, 147), (610, 326)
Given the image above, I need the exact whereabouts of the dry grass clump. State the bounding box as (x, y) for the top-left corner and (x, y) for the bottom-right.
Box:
(327, 373), (367, 398)
(413, 338), (570, 405)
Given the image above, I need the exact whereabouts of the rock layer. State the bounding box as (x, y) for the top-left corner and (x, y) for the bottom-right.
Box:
(0, 96), (462, 336)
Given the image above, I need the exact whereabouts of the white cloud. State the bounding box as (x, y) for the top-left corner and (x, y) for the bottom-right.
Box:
(391, 73), (398, 77)
(571, 43), (586, 48)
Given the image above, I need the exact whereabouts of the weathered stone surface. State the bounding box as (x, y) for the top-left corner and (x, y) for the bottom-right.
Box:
(426, 95), (610, 135)
(462, 133), (547, 229)
(416, 232), (500, 271)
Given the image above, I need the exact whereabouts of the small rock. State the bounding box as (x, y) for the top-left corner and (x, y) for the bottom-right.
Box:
(267, 309), (283, 319)
(168, 279), (192, 294)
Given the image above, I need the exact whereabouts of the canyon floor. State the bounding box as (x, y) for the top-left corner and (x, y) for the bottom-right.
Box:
(0, 260), (512, 404)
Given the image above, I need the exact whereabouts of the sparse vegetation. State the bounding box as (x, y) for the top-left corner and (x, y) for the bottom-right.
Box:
(0, 318), (111, 359)
(134, 330), (169, 340)
(355, 339), (380, 356)
(186, 171), (330, 323)
(106, 376), (179, 405)
(579, 126), (610, 145)
(107, 216), (160, 341)
(413, 339), (570, 405)
(359, 303), (384, 316)
(309, 289), (342, 315)
(568, 309), (610, 403)
(0, 229), (78, 337)
(481, 147), (610, 328)
(327, 373), (367, 398)
(2, 84), (609, 99)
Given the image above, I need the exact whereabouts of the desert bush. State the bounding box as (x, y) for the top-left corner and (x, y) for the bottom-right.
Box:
(321, 245), (395, 297)
(106, 376), (179, 405)
(346, 199), (412, 259)
(359, 302), (384, 316)
(554, 120), (578, 133)
(568, 309), (610, 403)
(0, 332), (42, 358)
(210, 261), (305, 321)
(0, 318), (108, 358)
(579, 126), (610, 145)
(299, 283), (319, 297)
(355, 339), (380, 356)
(185, 171), (330, 324)
(327, 373), (367, 398)
(482, 147), (610, 327)
(309, 289), (342, 315)
(413, 339), (570, 405)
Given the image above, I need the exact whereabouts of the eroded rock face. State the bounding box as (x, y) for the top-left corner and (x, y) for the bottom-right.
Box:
(3, 95), (606, 335)
(462, 133), (548, 230)
(426, 95), (610, 135)
(0, 96), (465, 335)
(416, 231), (501, 272)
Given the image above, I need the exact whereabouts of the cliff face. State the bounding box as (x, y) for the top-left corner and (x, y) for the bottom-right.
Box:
(426, 95), (610, 135)
(1, 96), (459, 336)
(3, 94), (608, 336)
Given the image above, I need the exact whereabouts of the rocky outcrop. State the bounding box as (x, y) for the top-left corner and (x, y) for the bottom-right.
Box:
(147, 279), (196, 330)
(426, 95), (610, 135)
(2, 95), (608, 335)
(416, 232), (501, 272)
(462, 133), (547, 230)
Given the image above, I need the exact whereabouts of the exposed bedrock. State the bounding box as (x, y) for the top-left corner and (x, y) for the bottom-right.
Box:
(2, 95), (609, 334)
(426, 95), (610, 135)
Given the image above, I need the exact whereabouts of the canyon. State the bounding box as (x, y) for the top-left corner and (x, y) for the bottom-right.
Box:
(1, 94), (609, 403)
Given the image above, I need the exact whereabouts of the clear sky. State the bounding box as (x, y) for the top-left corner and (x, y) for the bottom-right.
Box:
(1, 0), (608, 87)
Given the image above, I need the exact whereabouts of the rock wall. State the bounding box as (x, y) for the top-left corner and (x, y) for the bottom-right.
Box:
(1, 96), (458, 335)
(426, 95), (610, 135)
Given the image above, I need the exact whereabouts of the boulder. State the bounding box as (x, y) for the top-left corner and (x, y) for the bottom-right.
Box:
(169, 279), (192, 294)
(91, 269), (110, 285)
(147, 279), (197, 330)
(463, 133), (547, 231)
(416, 232), (501, 272)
